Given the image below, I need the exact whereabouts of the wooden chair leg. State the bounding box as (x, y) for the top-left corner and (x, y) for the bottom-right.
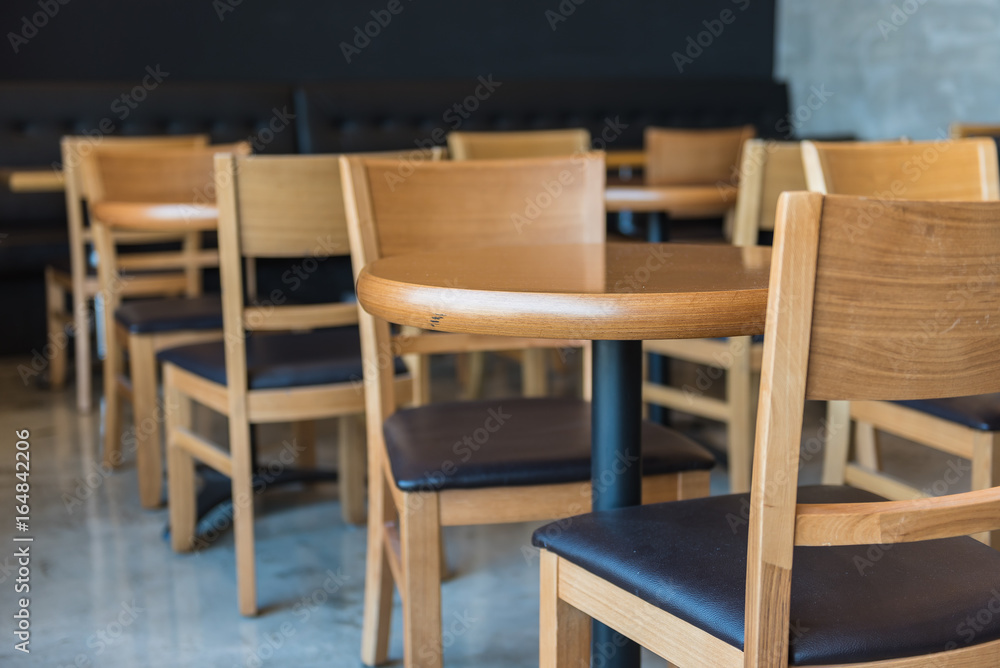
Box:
(523, 348), (548, 397)
(338, 414), (366, 525)
(463, 352), (486, 400)
(166, 368), (196, 552)
(971, 431), (1000, 548)
(293, 420), (317, 469)
(401, 325), (431, 406)
(400, 490), (443, 668)
(361, 466), (395, 666)
(130, 335), (163, 509)
(102, 335), (123, 469)
(74, 292), (92, 413)
(230, 418), (258, 616)
(726, 337), (753, 493)
(855, 419), (882, 471)
(540, 550), (590, 668)
(822, 400), (851, 485)
(45, 268), (67, 389)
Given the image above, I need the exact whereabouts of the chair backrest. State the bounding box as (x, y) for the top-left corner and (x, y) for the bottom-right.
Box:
(950, 122), (1000, 139)
(447, 129), (591, 160)
(729, 140), (808, 247)
(341, 153), (605, 426)
(801, 138), (1000, 201)
(644, 125), (755, 186)
(744, 192), (1000, 665)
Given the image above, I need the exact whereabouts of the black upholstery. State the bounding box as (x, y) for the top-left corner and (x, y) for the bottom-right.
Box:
(383, 397), (715, 492)
(115, 295), (222, 334)
(895, 394), (1000, 431)
(533, 485), (1000, 665)
(157, 326), (406, 390)
(296, 79), (790, 154)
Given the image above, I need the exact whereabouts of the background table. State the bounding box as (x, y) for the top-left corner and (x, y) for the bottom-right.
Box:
(358, 241), (770, 668)
(0, 168), (65, 192)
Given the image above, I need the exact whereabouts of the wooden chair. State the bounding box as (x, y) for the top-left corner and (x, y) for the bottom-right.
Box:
(162, 153), (419, 616)
(642, 139), (807, 492)
(447, 128), (593, 400)
(803, 139), (1000, 548)
(534, 192), (1000, 668)
(46, 134), (209, 413)
(341, 153), (716, 668)
(644, 124), (756, 187)
(87, 142), (250, 508)
(951, 122), (1000, 139)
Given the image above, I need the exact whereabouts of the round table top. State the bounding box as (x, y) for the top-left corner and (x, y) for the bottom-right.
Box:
(91, 202), (219, 232)
(605, 184), (737, 216)
(357, 242), (771, 340)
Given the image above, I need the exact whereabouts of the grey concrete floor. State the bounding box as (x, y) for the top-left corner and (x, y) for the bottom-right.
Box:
(0, 354), (968, 667)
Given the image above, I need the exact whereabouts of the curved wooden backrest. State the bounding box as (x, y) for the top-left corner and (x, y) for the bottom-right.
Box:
(801, 138), (1000, 201)
(950, 122), (1000, 139)
(730, 140), (808, 246)
(644, 125), (755, 187)
(744, 192), (1000, 664)
(447, 129), (591, 160)
(84, 142), (250, 204)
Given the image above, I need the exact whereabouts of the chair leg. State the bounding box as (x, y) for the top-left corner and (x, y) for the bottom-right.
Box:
(338, 414), (366, 525)
(45, 268), (67, 389)
(463, 352), (486, 400)
(361, 466), (395, 666)
(855, 419), (882, 471)
(971, 431), (1000, 548)
(293, 420), (317, 469)
(540, 550), (590, 668)
(822, 401), (851, 485)
(73, 292), (92, 413)
(230, 418), (258, 616)
(130, 335), (163, 509)
(726, 337), (753, 493)
(102, 334), (123, 469)
(166, 369), (196, 552)
(523, 348), (548, 397)
(400, 490), (442, 668)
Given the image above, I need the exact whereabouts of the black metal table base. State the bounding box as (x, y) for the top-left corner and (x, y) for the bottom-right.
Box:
(591, 339), (643, 668)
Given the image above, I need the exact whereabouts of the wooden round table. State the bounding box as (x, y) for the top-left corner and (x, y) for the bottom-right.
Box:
(604, 184), (737, 218)
(358, 241), (770, 668)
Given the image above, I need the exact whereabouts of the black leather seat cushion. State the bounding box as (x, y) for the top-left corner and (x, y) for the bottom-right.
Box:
(383, 397), (714, 492)
(895, 394), (1000, 431)
(115, 295), (222, 334)
(157, 326), (405, 390)
(533, 485), (1000, 665)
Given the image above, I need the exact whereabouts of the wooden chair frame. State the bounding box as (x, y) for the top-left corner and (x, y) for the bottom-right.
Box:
(45, 134), (210, 412)
(540, 192), (1000, 667)
(642, 139), (806, 492)
(342, 152), (712, 668)
(88, 142), (250, 507)
(164, 153), (419, 616)
(803, 138), (1000, 548)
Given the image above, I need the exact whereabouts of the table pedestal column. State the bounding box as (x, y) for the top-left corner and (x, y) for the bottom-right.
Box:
(591, 339), (642, 668)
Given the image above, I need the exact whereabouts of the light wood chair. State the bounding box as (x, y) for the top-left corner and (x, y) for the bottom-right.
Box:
(644, 124), (756, 187)
(46, 134), (210, 413)
(642, 139), (807, 492)
(163, 152), (420, 616)
(342, 153), (716, 668)
(87, 142), (250, 508)
(950, 122), (1000, 139)
(447, 128), (593, 400)
(803, 138), (1000, 548)
(535, 192), (1000, 668)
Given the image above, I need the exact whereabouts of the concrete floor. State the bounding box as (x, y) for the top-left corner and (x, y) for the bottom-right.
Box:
(0, 354), (968, 667)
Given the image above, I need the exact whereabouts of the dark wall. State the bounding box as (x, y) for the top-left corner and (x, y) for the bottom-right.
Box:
(0, 0), (774, 81)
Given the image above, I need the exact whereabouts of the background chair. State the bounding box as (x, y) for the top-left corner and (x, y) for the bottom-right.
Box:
(447, 128), (593, 400)
(644, 124), (756, 188)
(87, 141), (250, 508)
(534, 192), (1000, 667)
(642, 139), (807, 492)
(163, 152), (417, 616)
(803, 138), (1000, 548)
(46, 134), (209, 412)
(342, 153), (715, 668)
(951, 122), (1000, 138)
